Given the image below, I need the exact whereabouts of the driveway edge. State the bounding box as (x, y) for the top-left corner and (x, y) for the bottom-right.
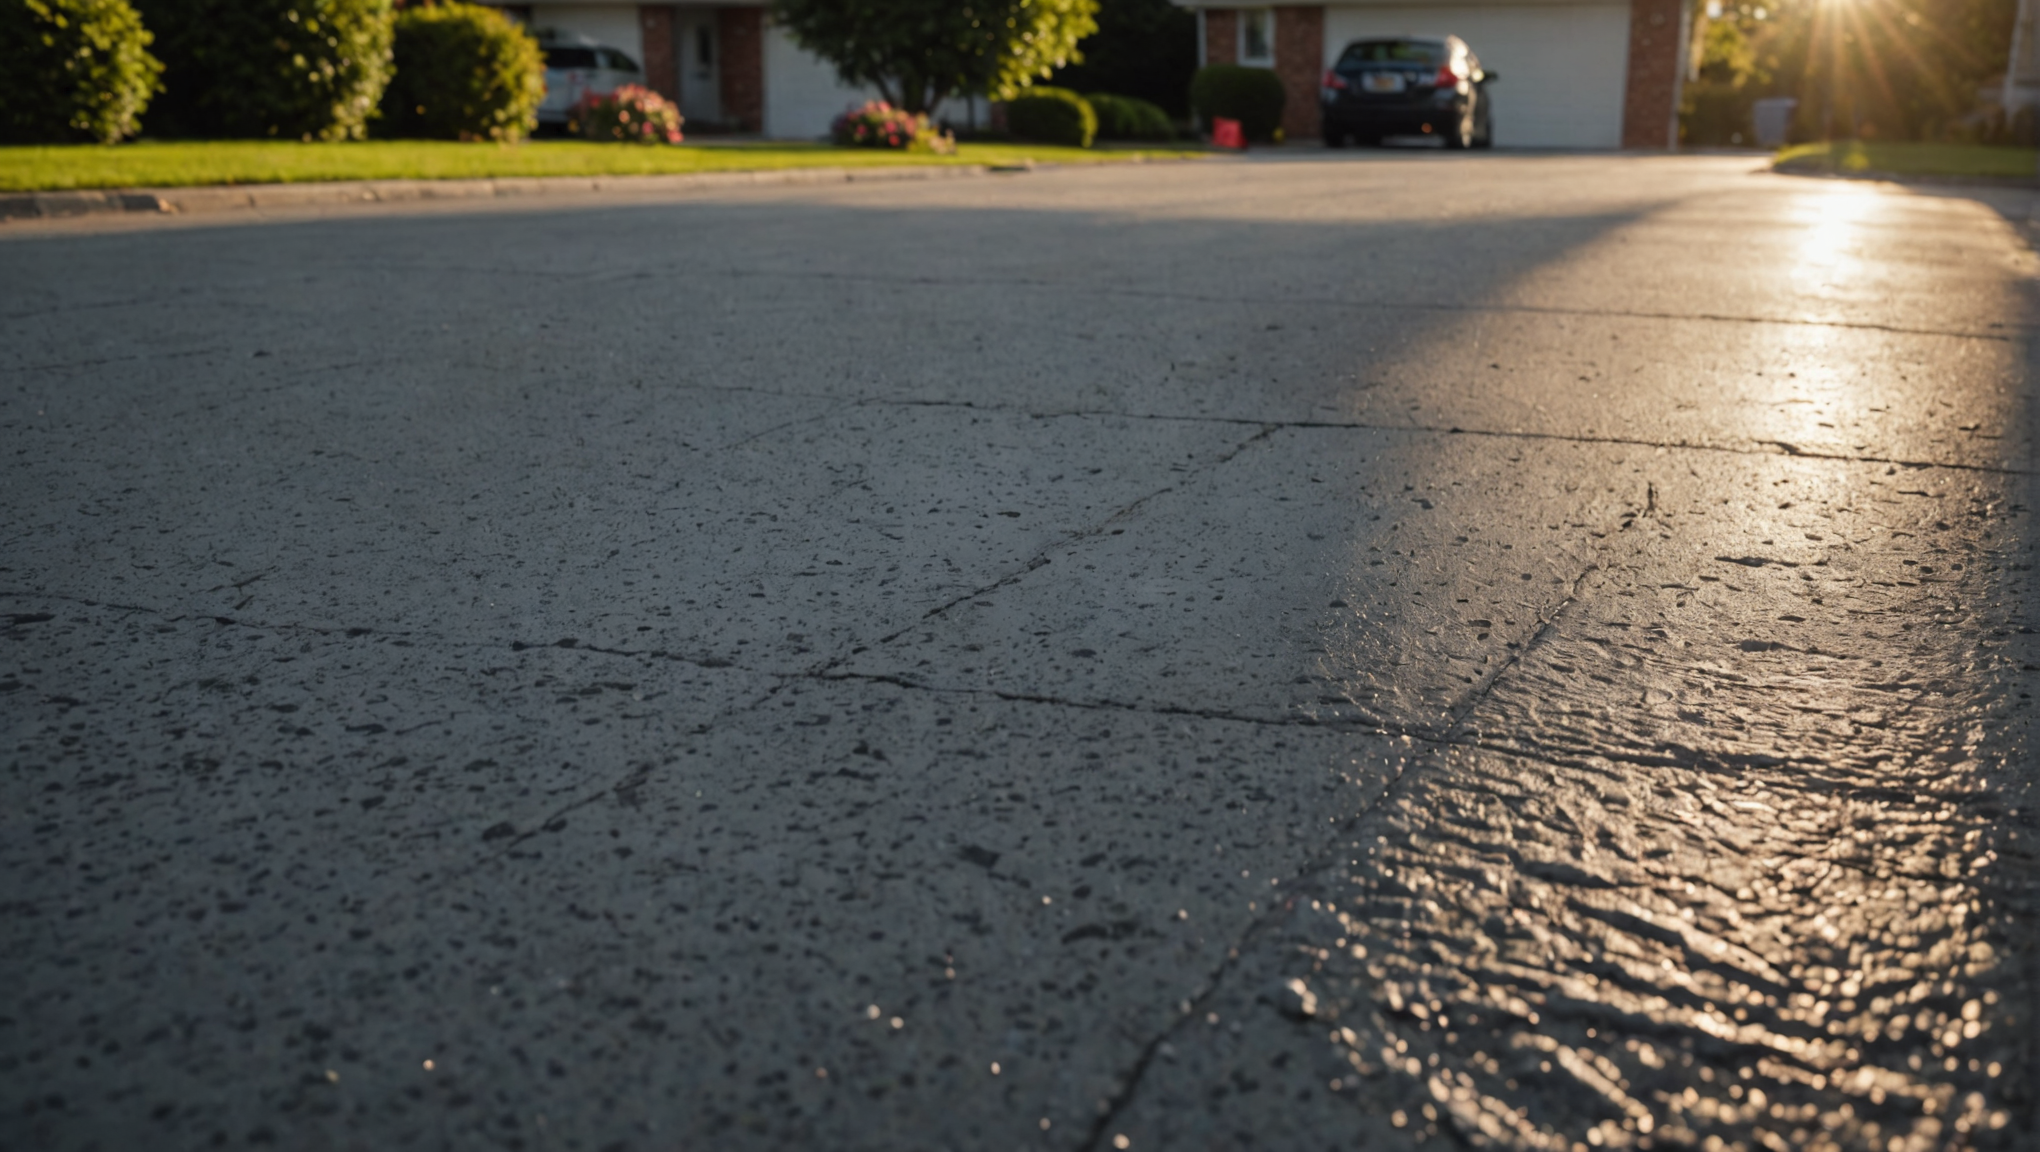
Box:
(0, 163), (997, 223)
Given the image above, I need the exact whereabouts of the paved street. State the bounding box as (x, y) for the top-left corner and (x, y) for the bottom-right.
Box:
(4, 153), (2036, 1151)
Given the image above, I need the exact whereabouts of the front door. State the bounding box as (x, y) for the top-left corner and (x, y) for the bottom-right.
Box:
(673, 8), (722, 126)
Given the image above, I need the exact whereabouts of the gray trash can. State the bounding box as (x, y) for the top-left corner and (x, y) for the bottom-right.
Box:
(1752, 98), (1797, 148)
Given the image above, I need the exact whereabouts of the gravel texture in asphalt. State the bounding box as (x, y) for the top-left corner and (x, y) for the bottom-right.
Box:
(3, 154), (2036, 1151)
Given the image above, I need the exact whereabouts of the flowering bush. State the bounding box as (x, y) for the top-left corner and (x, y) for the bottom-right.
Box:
(829, 101), (955, 153)
(567, 84), (683, 144)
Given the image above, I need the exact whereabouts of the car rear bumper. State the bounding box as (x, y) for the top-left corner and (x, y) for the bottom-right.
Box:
(1322, 94), (1466, 137)
(1321, 92), (1468, 136)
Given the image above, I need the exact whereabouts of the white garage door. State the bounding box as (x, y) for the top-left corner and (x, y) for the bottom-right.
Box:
(1323, 4), (1631, 148)
(763, 25), (878, 140)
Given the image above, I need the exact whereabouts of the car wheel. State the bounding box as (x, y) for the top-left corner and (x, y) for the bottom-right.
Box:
(1322, 128), (1348, 148)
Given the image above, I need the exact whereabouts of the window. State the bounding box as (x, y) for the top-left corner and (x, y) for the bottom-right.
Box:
(1337, 39), (1447, 67)
(543, 47), (597, 69)
(1239, 8), (1273, 66)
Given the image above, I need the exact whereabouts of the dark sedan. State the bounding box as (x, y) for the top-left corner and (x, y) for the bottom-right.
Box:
(1321, 36), (1495, 149)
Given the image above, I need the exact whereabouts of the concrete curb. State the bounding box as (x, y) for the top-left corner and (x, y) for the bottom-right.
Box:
(0, 163), (999, 223)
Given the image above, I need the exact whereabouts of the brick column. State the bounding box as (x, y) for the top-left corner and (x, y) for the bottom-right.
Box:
(718, 7), (765, 133)
(639, 6), (678, 103)
(1273, 6), (1322, 141)
(1621, 0), (1686, 148)
(1205, 9), (1237, 67)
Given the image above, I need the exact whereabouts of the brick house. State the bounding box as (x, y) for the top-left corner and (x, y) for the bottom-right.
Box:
(1176, 1), (1689, 148)
(490, 0), (911, 137)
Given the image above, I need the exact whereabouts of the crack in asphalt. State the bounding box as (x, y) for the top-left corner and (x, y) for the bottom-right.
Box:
(4, 346), (235, 374)
(883, 423), (1283, 644)
(864, 397), (2035, 477)
(0, 590), (415, 639)
(1073, 515), (1628, 1151)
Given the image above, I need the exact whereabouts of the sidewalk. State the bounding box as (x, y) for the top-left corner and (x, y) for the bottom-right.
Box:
(0, 163), (999, 223)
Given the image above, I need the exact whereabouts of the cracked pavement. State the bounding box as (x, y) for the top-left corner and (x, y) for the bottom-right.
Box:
(3, 153), (2037, 1152)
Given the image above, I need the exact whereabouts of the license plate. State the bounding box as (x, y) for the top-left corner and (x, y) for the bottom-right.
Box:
(1362, 72), (1406, 94)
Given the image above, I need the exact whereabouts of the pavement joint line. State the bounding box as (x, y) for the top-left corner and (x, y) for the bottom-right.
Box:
(715, 267), (2031, 343)
(795, 668), (1419, 736)
(10, 361), (2025, 478)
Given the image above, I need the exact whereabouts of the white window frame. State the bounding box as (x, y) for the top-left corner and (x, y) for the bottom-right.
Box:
(1238, 8), (1274, 67)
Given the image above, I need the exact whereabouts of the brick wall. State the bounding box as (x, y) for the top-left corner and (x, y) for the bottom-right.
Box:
(1620, 0), (1685, 149)
(639, 6), (678, 103)
(717, 6), (764, 133)
(1273, 6), (1322, 141)
(1205, 9), (1237, 67)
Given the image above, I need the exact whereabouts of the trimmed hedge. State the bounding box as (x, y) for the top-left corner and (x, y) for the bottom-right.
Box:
(380, 2), (543, 142)
(1006, 86), (1096, 148)
(1086, 92), (1172, 141)
(1189, 64), (1284, 142)
(0, 0), (163, 143)
(135, 0), (393, 140)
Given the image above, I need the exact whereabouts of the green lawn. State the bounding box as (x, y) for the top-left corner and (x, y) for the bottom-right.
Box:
(1773, 141), (2038, 180)
(0, 138), (1208, 193)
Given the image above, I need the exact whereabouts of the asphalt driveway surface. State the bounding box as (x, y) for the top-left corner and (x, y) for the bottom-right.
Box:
(3, 153), (2036, 1151)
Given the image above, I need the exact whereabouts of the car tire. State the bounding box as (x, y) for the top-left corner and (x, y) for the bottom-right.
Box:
(1322, 128), (1348, 148)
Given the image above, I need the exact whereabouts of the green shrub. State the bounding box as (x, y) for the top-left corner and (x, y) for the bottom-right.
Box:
(379, 2), (542, 142)
(1189, 64), (1283, 142)
(1005, 86), (1096, 148)
(134, 0), (393, 140)
(1679, 80), (1751, 146)
(1086, 91), (1172, 140)
(0, 0), (163, 143)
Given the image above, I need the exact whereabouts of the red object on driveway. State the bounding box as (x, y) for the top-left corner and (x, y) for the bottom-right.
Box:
(1210, 117), (1245, 149)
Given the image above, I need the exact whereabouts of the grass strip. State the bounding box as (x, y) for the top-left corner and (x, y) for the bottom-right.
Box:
(1773, 141), (2038, 180)
(0, 139), (1208, 193)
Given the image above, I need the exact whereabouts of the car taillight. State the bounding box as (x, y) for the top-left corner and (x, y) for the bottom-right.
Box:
(1322, 69), (1348, 91)
(1433, 62), (1464, 88)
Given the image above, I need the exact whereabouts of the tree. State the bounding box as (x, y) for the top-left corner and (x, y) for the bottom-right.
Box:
(1739, 0), (2014, 139)
(771, 0), (1099, 115)
(1049, 0), (1196, 117)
